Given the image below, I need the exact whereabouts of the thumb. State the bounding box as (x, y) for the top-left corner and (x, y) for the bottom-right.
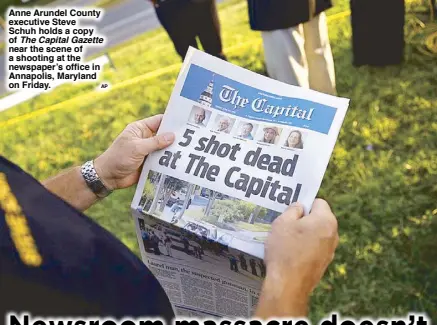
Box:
(309, 198), (338, 228)
(138, 132), (175, 155)
(282, 202), (305, 220)
(310, 199), (333, 216)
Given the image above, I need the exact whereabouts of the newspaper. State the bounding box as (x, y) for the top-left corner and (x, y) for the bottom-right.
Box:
(130, 47), (350, 318)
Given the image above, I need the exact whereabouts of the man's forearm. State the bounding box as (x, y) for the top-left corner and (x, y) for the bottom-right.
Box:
(42, 166), (99, 211)
(255, 271), (310, 318)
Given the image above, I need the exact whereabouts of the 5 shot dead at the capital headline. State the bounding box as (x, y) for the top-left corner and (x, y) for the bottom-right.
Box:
(159, 140), (303, 206)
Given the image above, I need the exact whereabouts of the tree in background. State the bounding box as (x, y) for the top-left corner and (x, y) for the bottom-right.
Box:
(207, 200), (241, 224)
(148, 174), (186, 214)
(138, 181), (156, 212)
(204, 189), (218, 218)
(207, 199), (267, 225)
(178, 183), (197, 216)
(247, 206), (262, 224)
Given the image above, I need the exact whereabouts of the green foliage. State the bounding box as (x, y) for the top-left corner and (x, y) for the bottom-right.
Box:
(139, 180), (155, 210)
(92, 0), (125, 8)
(235, 222), (271, 232)
(208, 199), (243, 223)
(143, 179), (155, 198)
(234, 200), (258, 222)
(163, 176), (186, 192)
(208, 199), (267, 224)
(1, 0), (437, 322)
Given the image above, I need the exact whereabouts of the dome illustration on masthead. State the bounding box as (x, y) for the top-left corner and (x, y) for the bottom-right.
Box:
(198, 75), (214, 107)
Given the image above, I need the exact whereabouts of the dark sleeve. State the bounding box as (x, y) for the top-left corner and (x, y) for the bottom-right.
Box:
(247, 0), (332, 31)
(248, 0), (309, 31)
(0, 155), (175, 322)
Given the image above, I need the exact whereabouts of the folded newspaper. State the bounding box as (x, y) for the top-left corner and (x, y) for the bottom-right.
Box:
(130, 47), (350, 318)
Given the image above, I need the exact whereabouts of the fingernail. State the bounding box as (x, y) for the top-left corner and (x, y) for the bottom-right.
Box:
(163, 133), (175, 143)
(285, 202), (304, 220)
(290, 202), (302, 208)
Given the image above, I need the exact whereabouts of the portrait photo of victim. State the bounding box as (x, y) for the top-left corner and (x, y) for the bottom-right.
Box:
(235, 121), (258, 140)
(258, 125), (281, 145)
(188, 106), (212, 127)
(213, 114), (235, 134)
(284, 129), (305, 149)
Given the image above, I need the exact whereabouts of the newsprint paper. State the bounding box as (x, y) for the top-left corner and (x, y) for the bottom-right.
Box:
(130, 47), (350, 318)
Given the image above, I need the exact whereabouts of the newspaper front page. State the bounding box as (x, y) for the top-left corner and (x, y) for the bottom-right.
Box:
(130, 47), (350, 318)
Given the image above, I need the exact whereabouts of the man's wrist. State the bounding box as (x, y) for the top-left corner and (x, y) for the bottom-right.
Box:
(93, 156), (117, 191)
(257, 267), (311, 317)
(80, 159), (114, 198)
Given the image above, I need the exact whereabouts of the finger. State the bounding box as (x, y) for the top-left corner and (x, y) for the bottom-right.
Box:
(137, 132), (175, 155)
(135, 114), (164, 138)
(282, 202), (304, 220)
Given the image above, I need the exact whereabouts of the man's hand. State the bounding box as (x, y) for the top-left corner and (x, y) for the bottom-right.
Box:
(94, 114), (175, 190)
(256, 199), (339, 318)
(43, 114), (174, 212)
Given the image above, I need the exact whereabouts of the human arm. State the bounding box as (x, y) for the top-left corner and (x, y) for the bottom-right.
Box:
(255, 199), (339, 318)
(42, 114), (175, 211)
(42, 165), (100, 212)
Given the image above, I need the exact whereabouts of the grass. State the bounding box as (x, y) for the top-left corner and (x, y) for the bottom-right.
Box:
(184, 208), (206, 220)
(1, 0), (58, 18)
(92, 0), (126, 8)
(235, 222), (272, 232)
(1, 0), (437, 322)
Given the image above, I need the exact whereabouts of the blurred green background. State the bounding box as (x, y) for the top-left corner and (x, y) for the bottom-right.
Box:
(1, 0), (437, 322)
